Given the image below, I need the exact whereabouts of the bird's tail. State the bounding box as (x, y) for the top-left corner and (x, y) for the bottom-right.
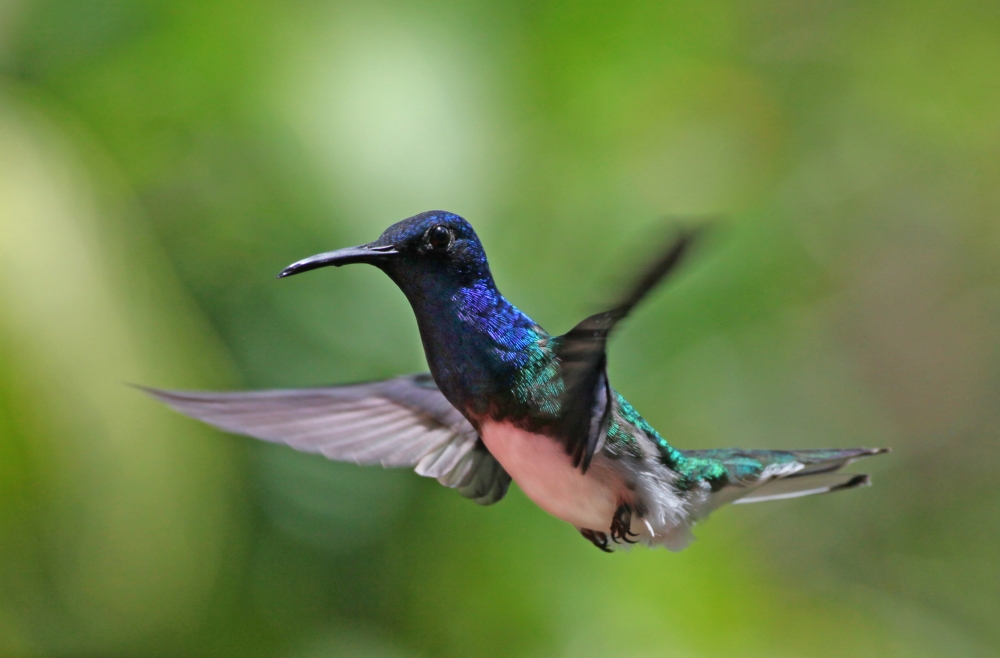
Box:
(685, 447), (889, 510)
(624, 447), (888, 552)
(734, 470), (871, 503)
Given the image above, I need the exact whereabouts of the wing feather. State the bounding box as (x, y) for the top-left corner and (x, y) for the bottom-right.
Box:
(554, 227), (703, 472)
(140, 374), (511, 504)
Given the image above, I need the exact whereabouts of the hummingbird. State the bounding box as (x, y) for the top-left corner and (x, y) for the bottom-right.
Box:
(146, 211), (888, 552)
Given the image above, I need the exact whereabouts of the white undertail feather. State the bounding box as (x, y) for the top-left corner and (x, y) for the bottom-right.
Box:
(734, 471), (871, 504)
(610, 450), (704, 552)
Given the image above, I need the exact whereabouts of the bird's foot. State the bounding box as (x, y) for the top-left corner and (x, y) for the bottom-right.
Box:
(580, 528), (613, 553)
(610, 503), (640, 544)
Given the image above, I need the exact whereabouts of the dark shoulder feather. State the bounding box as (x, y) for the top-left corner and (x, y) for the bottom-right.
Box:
(553, 227), (703, 472)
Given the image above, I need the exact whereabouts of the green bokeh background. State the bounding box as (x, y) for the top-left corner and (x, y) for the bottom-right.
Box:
(2, 1), (998, 656)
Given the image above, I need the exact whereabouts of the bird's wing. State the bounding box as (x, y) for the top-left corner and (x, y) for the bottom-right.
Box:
(141, 373), (510, 505)
(553, 227), (703, 472)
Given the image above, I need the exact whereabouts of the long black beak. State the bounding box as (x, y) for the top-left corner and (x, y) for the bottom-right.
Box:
(277, 243), (399, 279)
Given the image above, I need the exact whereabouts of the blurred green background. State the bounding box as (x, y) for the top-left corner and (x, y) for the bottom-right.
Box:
(1, 0), (999, 656)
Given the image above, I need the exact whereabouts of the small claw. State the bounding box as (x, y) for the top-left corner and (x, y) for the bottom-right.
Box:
(611, 502), (638, 544)
(581, 528), (613, 553)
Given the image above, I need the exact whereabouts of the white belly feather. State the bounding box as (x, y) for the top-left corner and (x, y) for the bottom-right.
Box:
(480, 419), (698, 550)
(480, 420), (621, 532)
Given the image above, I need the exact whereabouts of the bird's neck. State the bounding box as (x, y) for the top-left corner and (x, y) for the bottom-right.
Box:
(393, 272), (552, 420)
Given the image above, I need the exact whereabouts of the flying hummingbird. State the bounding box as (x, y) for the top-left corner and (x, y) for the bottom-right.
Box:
(146, 211), (887, 552)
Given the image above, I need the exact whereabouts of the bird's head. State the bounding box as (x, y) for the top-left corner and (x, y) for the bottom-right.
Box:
(278, 211), (492, 287)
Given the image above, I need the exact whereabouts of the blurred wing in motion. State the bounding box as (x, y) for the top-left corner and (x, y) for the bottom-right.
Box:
(140, 373), (510, 505)
(554, 226), (705, 472)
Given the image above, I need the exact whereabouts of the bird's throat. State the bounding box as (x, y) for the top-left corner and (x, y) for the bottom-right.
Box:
(396, 274), (550, 419)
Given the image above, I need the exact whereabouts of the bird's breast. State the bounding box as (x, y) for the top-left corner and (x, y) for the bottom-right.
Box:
(479, 420), (623, 532)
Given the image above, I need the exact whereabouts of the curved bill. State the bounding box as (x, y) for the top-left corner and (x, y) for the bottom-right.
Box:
(278, 243), (399, 278)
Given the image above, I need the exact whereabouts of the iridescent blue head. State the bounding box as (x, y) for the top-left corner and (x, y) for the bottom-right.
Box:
(279, 210), (492, 292)
(279, 210), (543, 416)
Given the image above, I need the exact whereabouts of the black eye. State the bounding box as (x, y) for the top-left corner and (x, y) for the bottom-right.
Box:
(425, 225), (454, 252)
